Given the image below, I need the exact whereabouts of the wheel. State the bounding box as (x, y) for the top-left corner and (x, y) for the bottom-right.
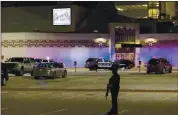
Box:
(121, 67), (126, 71)
(34, 76), (38, 79)
(169, 68), (172, 73)
(31, 70), (34, 76)
(1, 77), (7, 86)
(31, 67), (35, 76)
(161, 68), (166, 74)
(147, 71), (150, 74)
(62, 70), (67, 78)
(52, 72), (56, 79)
(15, 68), (24, 76)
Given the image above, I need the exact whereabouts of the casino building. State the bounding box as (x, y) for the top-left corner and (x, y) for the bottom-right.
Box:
(1, 2), (178, 67)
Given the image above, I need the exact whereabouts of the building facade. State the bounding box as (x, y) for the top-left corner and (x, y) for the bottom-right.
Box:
(115, 1), (177, 20)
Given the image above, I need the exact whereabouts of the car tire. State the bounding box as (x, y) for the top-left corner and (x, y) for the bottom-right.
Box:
(34, 76), (38, 79)
(1, 77), (7, 86)
(15, 68), (24, 76)
(169, 68), (172, 73)
(62, 70), (67, 78)
(31, 70), (34, 76)
(161, 68), (166, 74)
(52, 72), (56, 79)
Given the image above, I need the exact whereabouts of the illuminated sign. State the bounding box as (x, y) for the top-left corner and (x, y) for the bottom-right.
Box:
(53, 8), (71, 25)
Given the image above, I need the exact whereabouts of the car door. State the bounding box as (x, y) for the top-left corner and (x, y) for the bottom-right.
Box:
(164, 59), (171, 71)
(23, 58), (30, 72)
(104, 59), (112, 68)
(53, 63), (60, 77)
(58, 63), (65, 76)
(29, 58), (35, 71)
(97, 59), (104, 68)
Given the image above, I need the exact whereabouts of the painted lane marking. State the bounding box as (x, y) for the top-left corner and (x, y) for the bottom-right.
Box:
(39, 108), (68, 115)
(1, 92), (8, 94)
(2, 108), (8, 110)
(118, 110), (128, 114)
(161, 94), (178, 101)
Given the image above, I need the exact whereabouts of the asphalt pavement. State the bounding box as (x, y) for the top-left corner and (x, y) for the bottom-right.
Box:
(2, 91), (178, 115)
(2, 70), (178, 115)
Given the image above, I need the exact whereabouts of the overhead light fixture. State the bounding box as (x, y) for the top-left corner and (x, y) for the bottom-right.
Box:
(94, 38), (107, 44)
(142, 4), (147, 7)
(117, 7), (123, 11)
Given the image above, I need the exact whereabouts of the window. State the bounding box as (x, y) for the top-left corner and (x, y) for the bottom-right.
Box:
(9, 58), (24, 63)
(37, 63), (54, 68)
(29, 58), (35, 63)
(42, 60), (48, 62)
(148, 59), (160, 65)
(97, 59), (103, 62)
(148, 2), (160, 19)
(148, 8), (159, 19)
(104, 59), (109, 62)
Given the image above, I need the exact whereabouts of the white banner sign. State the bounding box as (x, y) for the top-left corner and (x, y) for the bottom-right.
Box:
(53, 8), (71, 25)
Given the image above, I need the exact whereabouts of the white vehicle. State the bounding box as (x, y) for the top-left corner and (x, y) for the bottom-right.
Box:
(85, 58), (113, 70)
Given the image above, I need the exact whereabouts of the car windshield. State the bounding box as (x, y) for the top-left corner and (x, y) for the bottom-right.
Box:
(9, 58), (24, 63)
(37, 63), (54, 68)
(148, 59), (160, 65)
(42, 60), (48, 62)
(119, 60), (129, 63)
(86, 58), (97, 62)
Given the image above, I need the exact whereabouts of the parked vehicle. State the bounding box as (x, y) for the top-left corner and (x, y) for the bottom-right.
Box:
(41, 59), (55, 63)
(147, 58), (172, 74)
(33, 62), (67, 79)
(1, 63), (9, 86)
(3, 57), (36, 76)
(114, 59), (135, 69)
(85, 58), (113, 70)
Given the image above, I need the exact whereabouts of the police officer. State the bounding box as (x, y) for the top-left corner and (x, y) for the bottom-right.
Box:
(105, 63), (120, 115)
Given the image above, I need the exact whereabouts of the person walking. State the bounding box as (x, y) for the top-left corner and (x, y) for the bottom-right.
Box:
(105, 63), (120, 115)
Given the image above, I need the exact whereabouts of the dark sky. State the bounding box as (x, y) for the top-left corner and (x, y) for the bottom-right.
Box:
(1, 1), (99, 8)
(1, 1), (147, 7)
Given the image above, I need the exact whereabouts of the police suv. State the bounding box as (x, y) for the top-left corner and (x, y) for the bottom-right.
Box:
(85, 58), (113, 70)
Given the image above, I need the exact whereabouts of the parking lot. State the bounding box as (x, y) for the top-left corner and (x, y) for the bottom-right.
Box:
(2, 69), (178, 115)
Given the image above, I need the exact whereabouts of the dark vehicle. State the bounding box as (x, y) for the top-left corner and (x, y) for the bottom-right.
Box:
(147, 58), (172, 74)
(1, 63), (9, 86)
(85, 58), (112, 70)
(3, 57), (36, 76)
(33, 62), (67, 79)
(115, 59), (135, 69)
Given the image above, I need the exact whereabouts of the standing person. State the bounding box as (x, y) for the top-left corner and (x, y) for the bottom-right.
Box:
(105, 63), (120, 115)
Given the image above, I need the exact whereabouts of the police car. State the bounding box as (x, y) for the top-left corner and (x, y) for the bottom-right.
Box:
(85, 58), (113, 70)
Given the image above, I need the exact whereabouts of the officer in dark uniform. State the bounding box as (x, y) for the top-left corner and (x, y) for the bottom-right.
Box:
(105, 63), (120, 115)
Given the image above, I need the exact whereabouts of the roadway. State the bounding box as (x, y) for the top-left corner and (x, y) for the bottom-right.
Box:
(1, 70), (178, 115)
